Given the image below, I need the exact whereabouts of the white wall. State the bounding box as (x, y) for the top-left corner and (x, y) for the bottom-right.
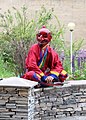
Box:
(0, 0), (86, 48)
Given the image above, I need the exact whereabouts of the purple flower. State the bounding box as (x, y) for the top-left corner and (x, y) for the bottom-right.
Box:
(72, 55), (75, 72)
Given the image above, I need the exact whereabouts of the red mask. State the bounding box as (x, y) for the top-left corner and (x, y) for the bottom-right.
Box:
(36, 26), (52, 47)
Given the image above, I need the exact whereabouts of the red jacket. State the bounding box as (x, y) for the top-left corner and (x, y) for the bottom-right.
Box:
(25, 43), (67, 81)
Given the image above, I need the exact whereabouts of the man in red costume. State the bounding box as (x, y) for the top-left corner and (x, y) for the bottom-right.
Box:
(23, 26), (68, 87)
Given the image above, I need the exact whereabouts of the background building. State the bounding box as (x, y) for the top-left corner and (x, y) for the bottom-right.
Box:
(0, 0), (86, 48)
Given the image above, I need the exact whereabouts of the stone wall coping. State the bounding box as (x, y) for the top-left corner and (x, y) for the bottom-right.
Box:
(34, 80), (86, 91)
(51, 80), (86, 88)
(0, 78), (86, 89)
(62, 80), (86, 87)
(0, 77), (38, 88)
(52, 80), (86, 88)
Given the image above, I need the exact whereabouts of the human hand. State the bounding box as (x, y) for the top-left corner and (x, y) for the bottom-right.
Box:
(45, 76), (54, 83)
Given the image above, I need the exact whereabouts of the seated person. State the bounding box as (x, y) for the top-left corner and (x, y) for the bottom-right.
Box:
(22, 26), (68, 87)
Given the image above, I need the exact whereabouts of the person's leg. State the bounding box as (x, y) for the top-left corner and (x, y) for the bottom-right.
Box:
(22, 71), (40, 82)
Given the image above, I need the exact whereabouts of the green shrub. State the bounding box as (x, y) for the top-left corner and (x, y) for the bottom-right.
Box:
(0, 6), (65, 76)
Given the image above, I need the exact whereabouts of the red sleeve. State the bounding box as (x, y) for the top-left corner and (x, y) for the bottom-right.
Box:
(25, 48), (44, 77)
(49, 49), (67, 77)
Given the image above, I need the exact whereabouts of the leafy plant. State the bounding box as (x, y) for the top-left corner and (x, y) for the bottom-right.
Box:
(0, 6), (65, 76)
(0, 56), (15, 78)
(0, 6), (36, 76)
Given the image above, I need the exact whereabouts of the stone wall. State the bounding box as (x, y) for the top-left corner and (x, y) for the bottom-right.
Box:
(0, 87), (28, 120)
(0, 80), (86, 120)
(34, 83), (86, 120)
(0, 0), (86, 48)
(0, 77), (38, 120)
